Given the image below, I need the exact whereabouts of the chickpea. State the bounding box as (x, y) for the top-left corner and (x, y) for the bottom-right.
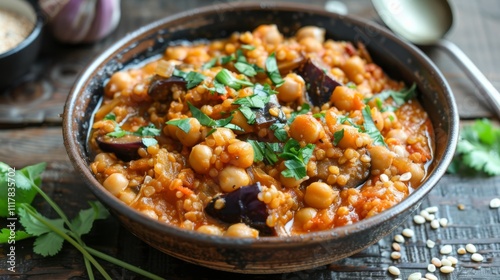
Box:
(227, 140), (254, 168)
(386, 129), (408, 144)
(368, 145), (394, 171)
(289, 114), (323, 143)
(218, 166), (250, 192)
(296, 26), (325, 43)
(294, 207), (318, 227)
(300, 37), (324, 53)
(224, 223), (259, 238)
(253, 24), (283, 45)
(175, 117), (202, 147)
(103, 173), (129, 196)
(408, 163), (425, 187)
(330, 86), (364, 112)
(336, 125), (361, 149)
(276, 73), (306, 103)
(209, 128), (235, 146)
(165, 46), (188, 60)
(189, 144), (213, 174)
(106, 72), (133, 95)
(342, 56), (366, 84)
(230, 110), (254, 133)
(304, 182), (337, 209)
(370, 107), (384, 131)
(197, 225), (223, 236)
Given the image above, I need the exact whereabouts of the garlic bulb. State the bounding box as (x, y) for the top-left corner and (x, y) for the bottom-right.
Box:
(40, 0), (121, 44)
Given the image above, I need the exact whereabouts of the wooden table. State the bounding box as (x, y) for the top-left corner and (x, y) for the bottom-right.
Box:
(1, 0), (499, 279)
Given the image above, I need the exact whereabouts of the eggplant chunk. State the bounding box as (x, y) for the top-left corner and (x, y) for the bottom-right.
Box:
(312, 148), (371, 189)
(297, 58), (342, 106)
(96, 134), (144, 162)
(147, 74), (186, 101)
(205, 182), (274, 236)
(254, 94), (286, 126)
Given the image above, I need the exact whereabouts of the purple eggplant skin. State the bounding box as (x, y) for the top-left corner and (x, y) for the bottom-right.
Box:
(96, 134), (144, 162)
(147, 74), (187, 101)
(254, 94), (286, 126)
(297, 57), (342, 106)
(205, 182), (275, 236)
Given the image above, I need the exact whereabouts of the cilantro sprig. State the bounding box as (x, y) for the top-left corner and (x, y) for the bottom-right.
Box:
(265, 53), (284, 87)
(215, 69), (253, 90)
(362, 106), (386, 146)
(365, 83), (417, 112)
(104, 114), (160, 147)
(0, 162), (164, 280)
(279, 139), (315, 180)
(172, 69), (206, 89)
(448, 119), (500, 176)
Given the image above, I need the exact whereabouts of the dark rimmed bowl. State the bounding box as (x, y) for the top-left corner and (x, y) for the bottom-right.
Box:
(63, 3), (459, 274)
(0, 0), (43, 90)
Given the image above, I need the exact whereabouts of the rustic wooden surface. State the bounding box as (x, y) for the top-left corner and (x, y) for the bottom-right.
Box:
(1, 0), (500, 279)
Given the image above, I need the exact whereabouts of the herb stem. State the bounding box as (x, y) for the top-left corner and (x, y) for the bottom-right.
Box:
(85, 246), (165, 280)
(21, 205), (112, 280)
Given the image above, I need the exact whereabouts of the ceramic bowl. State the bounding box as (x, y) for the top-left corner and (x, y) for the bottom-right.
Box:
(63, 3), (459, 274)
(0, 0), (43, 90)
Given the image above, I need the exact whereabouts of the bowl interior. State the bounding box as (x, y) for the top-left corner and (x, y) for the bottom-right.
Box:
(63, 2), (459, 272)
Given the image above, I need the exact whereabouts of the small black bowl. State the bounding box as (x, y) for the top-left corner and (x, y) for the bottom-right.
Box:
(0, 0), (43, 90)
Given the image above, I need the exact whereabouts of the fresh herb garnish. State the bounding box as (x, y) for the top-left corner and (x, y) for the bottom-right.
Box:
(172, 69), (206, 89)
(238, 106), (256, 124)
(215, 69), (253, 90)
(365, 83), (417, 111)
(337, 114), (361, 130)
(220, 55), (235, 65)
(362, 106), (386, 146)
(133, 123), (161, 137)
(107, 126), (127, 138)
(188, 102), (242, 134)
(333, 129), (345, 146)
(103, 113), (116, 121)
(204, 79), (227, 95)
(270, 123), (288, 142)
(240, 44), (256, 50)
(279, 139), (315, 180)
(234, 61), (257, 77)
(265, 53), (284, 87)
(448, 119), (500, 176)
(288, 103), (311, 124)
(202, 57), (217, 70)
(166, 118), (191, 133)
(248, 140), (280, 165)
(0, 162), (164, 280)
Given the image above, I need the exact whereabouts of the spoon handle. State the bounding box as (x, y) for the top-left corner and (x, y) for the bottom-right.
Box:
(435, 39), (500, 119)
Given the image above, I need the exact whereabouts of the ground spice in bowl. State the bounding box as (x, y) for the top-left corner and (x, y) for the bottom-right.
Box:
(0, 8), (34, 54)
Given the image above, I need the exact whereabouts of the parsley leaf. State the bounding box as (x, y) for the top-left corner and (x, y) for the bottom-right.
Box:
(188, 102), (242, 133)
(133, 124), (161, 137)
(240, 44), (256, 50)
(270, 123), (288, 142)
(103, 113), (116, 121)
(448, 119), (500, 176)
(248, 140), (281, 165)
(362, 106), (386, 146)
(215, 69), (253, 90)
(333, 129), (345, 146)
(166, 118), (192, 133)
(365, 83), (417, 110)
(173, 69), (206, 89)
(238, 106), (256, 124)
(279, 139), (315, 180)
(107, 125), (127, 138)
(288, 103), (311, 125)
(233, 94), (267, 108)
(235, 62), (257, 77)
(202, 57), (217, 70)
(265, 53), (284, 87)
(204, 79), (227, 95)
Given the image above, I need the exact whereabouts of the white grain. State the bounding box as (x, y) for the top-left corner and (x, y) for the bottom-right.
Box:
(380, 173), (389, 182)
(408, 272), (422, 280)
(439, 218), (448, 227)
(400, 172), (412, 181)
(419, 209), (430, 219)
(427, 264), (436, 272)
(447, 256), (458, 265)
(441, 258), (452, 267)
(430, 219), (440, 229)
(388, 265), (401, 276)
(394, 234), (405, 243)
(426, 239), (435, 248)
(425, 206), (439, 213)
(440, 266), (455, 273)
(471, 253), (484, 262)
(457, 247), (467, 255)
(425, 273), (438, 280)
(490, 198), (500, 208)
(425, 214), (435, 222)
(413, 214), (426, 224)
(466, 243), (477, 253)
(391, 251), (402, 260)
(392, 242), (401, 251)
(431, 257), (442, 267)
(402, 228), (415, 238)
(440, 245), (453, 255)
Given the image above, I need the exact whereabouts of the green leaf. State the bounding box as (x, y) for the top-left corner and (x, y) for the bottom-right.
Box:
(270, 123), (288, 142)
(333, 129), (344, 146)
(71, 201), (110, 237)
(220, 55), (235, 64)
(107, 126), (128, 138)
(288, 104), (311, 124)
(233, 94), (267, 109)
(202, 58), (217, 70)
(362, 106), (386, 146)
(240, 44), (256, 50)
(188, 103), (216, 127)
(215, 69), (253, 90)
(204, 80), (227, 95)
(185, 71), (206, 89)
(248, 140), (281, 165)
(279, 139), (315, 179)
(238, 106), (256, 124)
(265, 53), (284, 87)
(0, 229), (32, 243)
(103, 113), (116, 121)
(235, 62), (257, 77)
(166, 118), (192, 133)
(33, 232), (64, 257)
(18, 206), (66, 237)
(282, 160), (307, 180)
(133, 124), (161, 137)
(248, 140), (264, 162)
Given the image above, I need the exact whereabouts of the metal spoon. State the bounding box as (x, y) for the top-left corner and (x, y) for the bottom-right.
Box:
(372, 0), (500, 119)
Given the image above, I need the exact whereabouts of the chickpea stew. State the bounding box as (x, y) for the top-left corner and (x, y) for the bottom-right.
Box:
(89, 25), (434, 238)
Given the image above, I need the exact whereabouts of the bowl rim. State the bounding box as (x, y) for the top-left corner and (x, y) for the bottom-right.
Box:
(0, 0), (44, 59)
(63, 2), (459, 247)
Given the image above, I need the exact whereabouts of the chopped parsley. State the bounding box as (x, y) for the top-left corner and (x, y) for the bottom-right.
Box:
(288, 103), (311, 125)
(270, 123), (288, 142)
(248, 140), (280, 165)
(201, 57), (217, 70)
(362, 106), (386, 146)
(172, 69), (206, 89)
(333, 129), (345, 146)
(103, 113), (116, 121)
(235, 61), (257, 77)
(240, 44), (256, 50)
(265, 53), (284, 87)
(187, 102), (242, 134)
(204, 79), (227, 95)
(365, 83), (417, 111)
(166, 118), (191, 133)
(133, 123), (161, 137)
(279, 139), (315, 180)
(215, 69), (253, 90)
